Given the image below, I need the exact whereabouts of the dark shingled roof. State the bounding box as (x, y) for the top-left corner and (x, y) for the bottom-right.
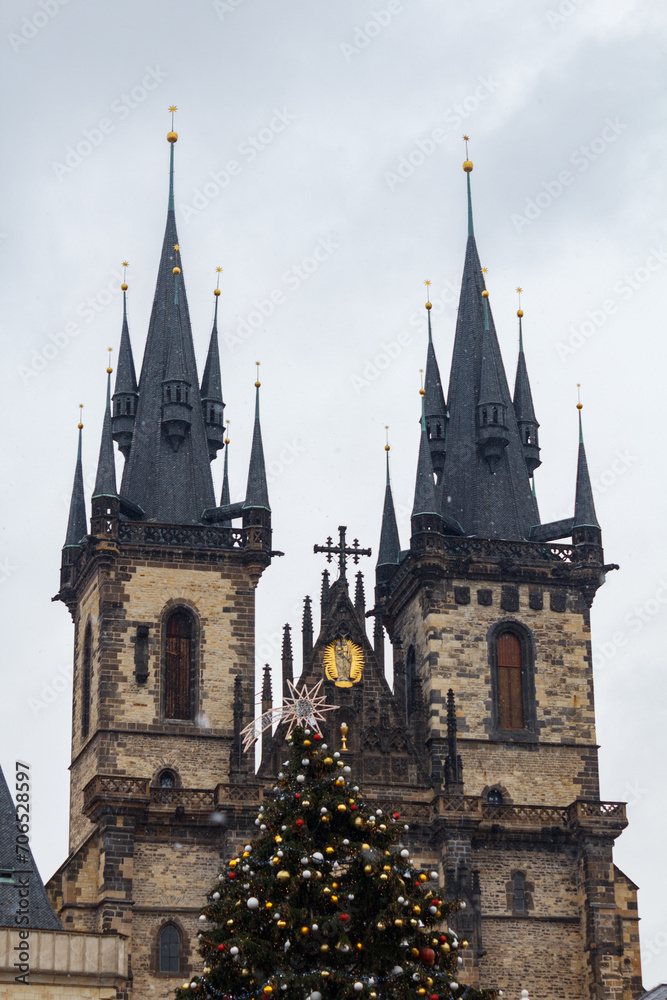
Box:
(377, 453), (400, 568)
(0, 763), (61, 929)
(439, 199), (540, 539)
(113, 291), (138, 396)
(118, 144), (215, 524)
(412, 397), (439, 517)
(244, 387), (270, 511)
(424, 310), (447, 425)
(638, 988), (667, 1000)
(92, 374), (117, 499)
(200, 296), (224, 407)
(513, 318), (538, 425)
(64, 427), (87, 549)
(573, 411), (600, 528)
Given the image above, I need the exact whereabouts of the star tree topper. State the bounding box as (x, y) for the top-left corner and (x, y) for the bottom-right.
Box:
(240, 678), (337, 752)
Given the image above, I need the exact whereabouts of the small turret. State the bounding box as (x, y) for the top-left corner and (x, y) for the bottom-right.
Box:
(376, 437), (401, 586)
(243, 367), (271, 539)
(302, 596), (313, 666)
(112, 266), (138, 459)
(513, 295), (541, 476)
(91, 358), (120, 537)
(423, 285), (448, 484)
(573, 400), (601, 549)
(260, 664), (273, 766)
(411, 391), (443, 547)
(281, 624), (294, 700)
(200, 272), (226, 461)
(354, 571), (366, 619)
(60, 411), (87, 591)
(476, 290), (510, 471)
(161, 253), (193, 453)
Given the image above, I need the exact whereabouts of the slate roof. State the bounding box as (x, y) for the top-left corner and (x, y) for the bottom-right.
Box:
(200, 296), (224, 407)
(244, 387), (270, 511)
(513, 318), (538, 425)
(63, 427), (87, 549)
(0, 762), (61, 930)
(638, 987), (667, 1000)
(423, 310), (447, 426)
(438, 181), (540, 540)
(118, 143), (216, 523)
(412, 397), (439, 517)
(573, 411), (600, 528)
(113, 291), (138, 396)
(377, 454), (400, 568)
(92, 374), (117, 499)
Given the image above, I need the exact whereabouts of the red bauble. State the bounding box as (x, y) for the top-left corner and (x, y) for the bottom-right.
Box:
(340, 913), (349, 922)
(228, 872), (236, 879)
(314, 733), (322, 740)
(430, 994), (439, 999)
(420, 947), (436, 966)
(350, 804), (358, 811)
(393, 812), (400, 819)
(217, 944), (226, 952)
(431, 900), (440, 906)
(439, 935), (447, 943)
(295, 819), (304, 827)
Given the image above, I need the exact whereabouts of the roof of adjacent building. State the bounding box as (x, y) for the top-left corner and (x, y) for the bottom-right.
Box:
(0, 763), (61, 930)
(638, 986), (667, 999)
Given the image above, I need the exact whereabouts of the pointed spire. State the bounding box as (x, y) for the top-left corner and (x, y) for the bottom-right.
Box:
(377, 437), (400, 578)
(282, 624), (294, 699)
(440, 146), (539, 539)
(64, 410), (87, 550)
(354, 571), (366, 619)
(422, 286), (448, 483)
(412, 392), (439, 517)
(262, 663), (272, 708)
(321, 569), (330, 618)
(201, 270), (226, 461)
(373, 613), (385, 675)
(93, 358), (118, 500)
(302, 596), (313, 666)
(112, 267), (139, 460)
(573, 399), (600, 530)
(513, 292), (541, 475)
(463, 136), (474, 237)
(244, 366), (270, 511)
(119, 120), (216, 524)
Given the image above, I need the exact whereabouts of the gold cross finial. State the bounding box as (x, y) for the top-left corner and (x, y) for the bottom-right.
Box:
(255, 361), (261, 389)
(463, 135), (470, 157)
(78, 403), (84, 430)
(215, 267), (223, 295)
(107, 347), (113, 375)
(576, 383), (582, 410)
(224, 418), (230, 445)
(385, 425), (390, 453)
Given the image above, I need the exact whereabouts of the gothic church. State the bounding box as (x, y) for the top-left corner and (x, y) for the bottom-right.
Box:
(3, 125), (644, 998)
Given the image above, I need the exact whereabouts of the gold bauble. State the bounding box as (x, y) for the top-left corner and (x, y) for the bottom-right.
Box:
(323, 757), (333, 765)
(377, 922), (385, 930)
(383, 865), (391, 872)
(173, 266), (181, 275)
(272, 857), (280, 865)
(362, 844), (371, 851)
(301, 926), (309, 935)
(274, 836), (283, 843)
(229, 859), (238, 867)
(354, 818), (363, 827)
(325, 847), (335, 855)
(356, 942), (363, 951)
(364, 865), (372, 873)
(337, 804), (347, 812)
(517, 309), (524, 318)
(277, 920), (287, 928)
(226, 919), (234, 926)
(440, 943), (450, 953)
(410, 918), (417, 926)
(320, 944), (329, 952)
(322, 815), (330, 823)
(379, 824), (387, 831)
(322, 971), (330, 977)
(419, 874), (427, 882)
(463, 159), (473, 172)
(277, 871), (290, 881)
(462, 940), (469, 949)
(241, 969), (249, 977)
(380, 874), (388, 881)
(214, 287), (221, 296)
(121, 283), (128, 291)
(426, 978), (433, 987)
(332, 882), (338, 888)
(303, 739), (311, 746)
(167, 131), (178, 143)
(370, 993), (377, 998)
(411, 948), (420, 958)
(302, 800), (311, 807)
(331, 895), (338, 902)
(394, 919), (403, 927)
(418, 990), (426, 996)
(348, 798), (356, 804)
(336, 777), (345, 786)
(323, 888), (331, 895)
(264, 987), (273, 994)
(413, 905), (421, 914)
(435, 910), (442, 918)
(265, 902), (273, 909)
(316, 871), (323, 879)
(243, 851), (250, 858)
(481, 290), (489, 299)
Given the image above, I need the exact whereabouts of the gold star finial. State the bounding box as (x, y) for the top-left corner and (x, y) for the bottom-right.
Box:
(121, 261), (129, 291)
(385, 425), (390, 453)
(577, 383), (582, 410)
(78, 403), (84, 430)
(107, 347), (113, 375)
(463, 135), (473, 172)
(225, 418), (230, 445)
(255, 361), (261, 389)
(215, 267), (223, 295)
(174, 243), (180, 252)
(481, 267), (488, 274)
(516, 287), (524, 317)
(169, 105), (177, 126)
(424, 278), (432, 309)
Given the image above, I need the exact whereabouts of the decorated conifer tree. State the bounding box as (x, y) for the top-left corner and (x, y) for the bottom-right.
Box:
(175, 723), (499, 1000)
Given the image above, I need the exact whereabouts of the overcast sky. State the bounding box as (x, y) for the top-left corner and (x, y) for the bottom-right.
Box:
(0, 0), (665, 987)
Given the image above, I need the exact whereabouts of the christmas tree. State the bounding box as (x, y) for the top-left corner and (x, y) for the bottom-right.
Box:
(175, 723), (499, 1000)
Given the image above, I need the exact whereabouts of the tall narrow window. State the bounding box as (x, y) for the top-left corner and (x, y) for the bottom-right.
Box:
(406, 645), (416, 717)
(513, 872), (525, 912)
(497, 632), (524, 729)
(81, 623), (92, 739)
(165, 610), (193, 720)
(159, 924), (180, 973)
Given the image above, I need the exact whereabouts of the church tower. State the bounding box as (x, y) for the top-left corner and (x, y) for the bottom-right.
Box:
(48, 123), (272, 997)
(372, 153), (642, 998)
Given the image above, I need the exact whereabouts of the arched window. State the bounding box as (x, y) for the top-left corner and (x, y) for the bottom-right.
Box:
(487, 788), (503, 805)
(497, 632), (524, 729)
(176, 386), (182, 402)
(406, 645), (416, 718)
(81, 622), (92, 739)
(513, 872), (525, 912)
(492, 407), (498, 424)
(164, 609), (195, 721)
(159, 924), (180, 974)
(159, 770), (176, 788)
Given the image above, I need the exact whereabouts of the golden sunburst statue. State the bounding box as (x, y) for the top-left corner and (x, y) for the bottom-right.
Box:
(323, 639), (364, 687)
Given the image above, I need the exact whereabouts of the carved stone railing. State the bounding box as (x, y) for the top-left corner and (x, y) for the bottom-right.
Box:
(439, 536), (575, 565)
(430, 795), (626, 833)
(83, 775), (150, 812)
(215, 783), (263, 806)
(117, 522), (249, 550)
(150, 787), (217, 810)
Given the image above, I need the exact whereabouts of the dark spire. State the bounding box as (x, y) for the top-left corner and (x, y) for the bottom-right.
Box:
(119, 128), (216, 524)
(423, 293), (448, 483)
(112, 277), (138, 460)
(573, 406), (600, 531)
(412, 394), (439, 517)
(244, 380), (270, 512)
(282, 624), (294, 699)
(444, 688), (463, 792)
(0, 762), (61, 929)
(321, 569), (330, 618)
(373, 613), (385, 675)
(440, 154), (539, 539)
(64, 419), (87, 550)
(201, 279), (225, 461)
(476, 293), (510, 471)
(513, 302), (541, 476)
(220, 433), (231, 506)
(354, 571), (366, 619)
(92, 367), (118, 500)
(262, 663), (272, 710)
(377, 446), (400, 581)
(302, 596), (313, 666)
